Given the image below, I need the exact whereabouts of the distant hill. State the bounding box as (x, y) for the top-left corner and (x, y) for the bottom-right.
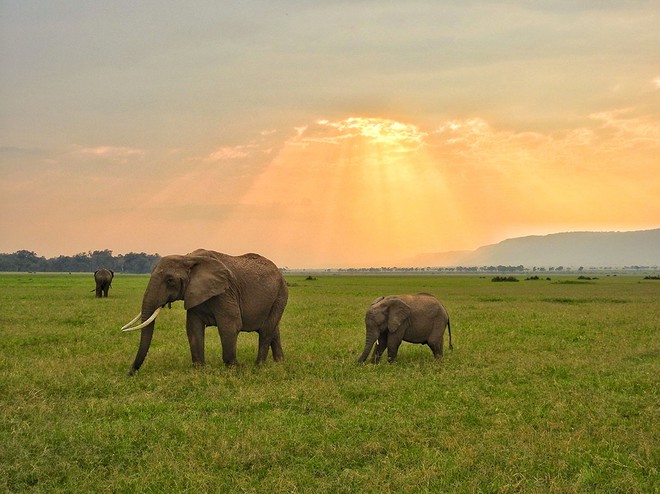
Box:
(403, 229), (660, 268)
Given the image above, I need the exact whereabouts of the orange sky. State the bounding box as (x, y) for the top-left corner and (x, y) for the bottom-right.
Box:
(1, 3), (659, 267)
(3, 112), (657, 267)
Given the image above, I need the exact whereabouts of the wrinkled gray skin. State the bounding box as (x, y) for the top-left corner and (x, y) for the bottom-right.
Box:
(94, 268), (114, 298)
(358, 293), (452, 363)
(128, 249), (288, 376)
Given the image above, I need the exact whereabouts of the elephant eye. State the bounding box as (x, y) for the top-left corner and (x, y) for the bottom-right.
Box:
(166, 276), (177, 287)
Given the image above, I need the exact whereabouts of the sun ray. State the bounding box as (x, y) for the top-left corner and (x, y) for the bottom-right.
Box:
(218, 117), (464, 266)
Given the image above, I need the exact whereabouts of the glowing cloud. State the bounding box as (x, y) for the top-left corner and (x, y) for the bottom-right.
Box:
(316, 117), (426, 150)
(75, 146), (145, 160)
(206, 146), (252, 161)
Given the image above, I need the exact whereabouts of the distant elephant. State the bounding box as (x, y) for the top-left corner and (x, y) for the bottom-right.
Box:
(358, 293), (452, 364)
(94, 268), (114, 298)
(121, 249), (288, 376)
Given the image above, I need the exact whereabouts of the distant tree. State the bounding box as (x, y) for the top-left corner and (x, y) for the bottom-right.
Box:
(0, 250), (46, 271)
(118, 252), (160, 273)
(71, 253), (94, 271)
(89, 250), (115, 270)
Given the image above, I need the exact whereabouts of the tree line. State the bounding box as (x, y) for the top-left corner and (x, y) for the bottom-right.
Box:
(0, 250), (160, 274)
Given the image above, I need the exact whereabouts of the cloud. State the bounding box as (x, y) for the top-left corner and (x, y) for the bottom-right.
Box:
(205, 128), (292, 163)
(325, 117), (426, 149)
(429, 118), (494, 146)
(290, 117), (427, 153)
(589, 109), (660, 144)
(206, 145), (252, 161)
(74, 145), (146, 161)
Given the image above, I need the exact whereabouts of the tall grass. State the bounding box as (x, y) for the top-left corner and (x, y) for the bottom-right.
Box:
(1, 273), (657, 492)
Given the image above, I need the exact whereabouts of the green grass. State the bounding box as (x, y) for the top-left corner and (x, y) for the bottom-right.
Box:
(1, 273), (658, 492)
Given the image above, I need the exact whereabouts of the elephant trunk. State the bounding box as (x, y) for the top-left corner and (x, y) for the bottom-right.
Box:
(357, 330), (379, 363)
(129, 321), (154, 376)
(127, 295), (162, 376)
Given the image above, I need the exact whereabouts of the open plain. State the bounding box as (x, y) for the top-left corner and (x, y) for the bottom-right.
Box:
(1, 273), (658, 492)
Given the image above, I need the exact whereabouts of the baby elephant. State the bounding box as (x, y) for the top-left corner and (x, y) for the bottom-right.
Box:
(358, 293), (452, 363)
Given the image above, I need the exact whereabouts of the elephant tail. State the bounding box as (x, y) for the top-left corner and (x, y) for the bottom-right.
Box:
(447, 318), (453, 351)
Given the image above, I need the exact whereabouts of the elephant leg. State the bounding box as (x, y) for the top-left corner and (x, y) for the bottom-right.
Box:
(209, 300), (241, 366)
(256, 330), (272, 365)
(270, 326), (284, 362)
(260, 299), (286, 364)
(427, 325), (445, 359)
(216, 323), (240, 366)
(387, 334), (403, 363)
(95, 287), (102, 298)
(186, 312), (206, 367)
(427, 339), (444, 359)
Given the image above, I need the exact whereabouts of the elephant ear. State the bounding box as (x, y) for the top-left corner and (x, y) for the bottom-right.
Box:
(387, 298), (411, 333)
(183, 255), (232, 310)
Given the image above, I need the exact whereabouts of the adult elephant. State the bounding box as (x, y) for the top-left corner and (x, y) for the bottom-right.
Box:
(94, 268), (114, 298)
(358, 293), (452, 364)
(121, 249), (288, 376)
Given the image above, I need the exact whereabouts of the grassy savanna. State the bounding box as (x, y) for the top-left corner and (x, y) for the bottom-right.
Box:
(1, 273), (658, 493)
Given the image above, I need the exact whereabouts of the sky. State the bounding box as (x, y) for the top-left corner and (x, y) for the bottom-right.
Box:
(1, 1), (659, 268)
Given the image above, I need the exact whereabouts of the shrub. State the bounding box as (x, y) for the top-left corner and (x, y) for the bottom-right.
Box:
(492, 276), (519, 282)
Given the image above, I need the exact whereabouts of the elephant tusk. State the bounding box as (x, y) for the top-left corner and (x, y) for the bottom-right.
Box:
(122, 307), (162, 332)
(120, 313), (142, 330)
